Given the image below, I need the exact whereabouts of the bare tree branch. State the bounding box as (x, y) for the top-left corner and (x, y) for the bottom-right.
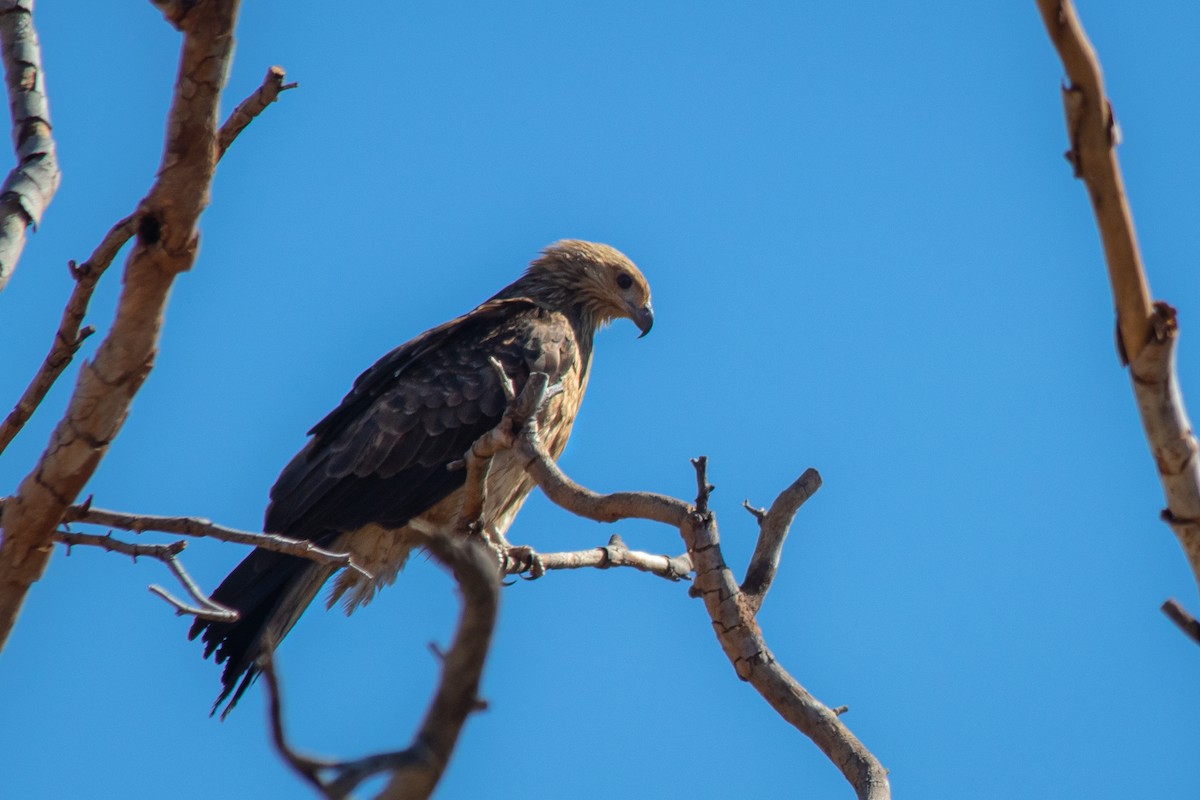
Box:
(505, 380), (889, 799)
(1162, 599), (1200, 647)
(0, 0), (59, 292)
(218, 66), (296, 157)
(53, 529), (235, 622)
(56, 528), (184, 560)
(0, 217), (131, 456)
(682, 457), (889, 799)
(1133, 305), (1200, 605)
(264, 532), (500, 800)
(45, 499), (369, 577)
(0, 64), (295, 458)
(1035, 0), (1153, 365)
(522, 447), (688, 528)
(1036, 0), (1200, 638)
(514, 534), (691, 581)
(0, 0), (244, 649)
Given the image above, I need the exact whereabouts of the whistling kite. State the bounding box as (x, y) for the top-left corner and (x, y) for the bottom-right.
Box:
(191, 240), (653, 714)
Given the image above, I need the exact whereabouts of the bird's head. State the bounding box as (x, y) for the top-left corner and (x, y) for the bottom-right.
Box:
(523, 239), (654, 336)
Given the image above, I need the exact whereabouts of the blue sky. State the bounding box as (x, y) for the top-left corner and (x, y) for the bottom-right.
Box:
(3, 2), (1200, 798)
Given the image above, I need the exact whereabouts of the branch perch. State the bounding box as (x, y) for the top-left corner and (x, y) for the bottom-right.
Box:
(512, 534), (691, 582)
(505, 376), (889, 799)
(1036, 0), (1200, 640)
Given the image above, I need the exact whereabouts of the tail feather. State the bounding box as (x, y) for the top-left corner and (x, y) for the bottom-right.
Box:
(190, 539), (337, 717)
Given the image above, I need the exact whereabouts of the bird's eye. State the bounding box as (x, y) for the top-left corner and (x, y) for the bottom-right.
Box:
(616, 272), (633, 290)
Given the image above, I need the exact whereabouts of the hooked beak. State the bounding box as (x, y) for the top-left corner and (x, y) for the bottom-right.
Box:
(633, 301), (654, 338)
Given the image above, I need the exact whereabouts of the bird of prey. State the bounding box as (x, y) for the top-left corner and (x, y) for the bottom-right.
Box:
(190, 240), (653, 715)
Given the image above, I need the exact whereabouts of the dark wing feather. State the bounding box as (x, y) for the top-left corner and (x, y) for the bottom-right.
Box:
(264, 298), (581, 539)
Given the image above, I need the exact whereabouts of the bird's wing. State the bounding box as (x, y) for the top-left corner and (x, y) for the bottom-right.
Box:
(264, 297), (580, 540)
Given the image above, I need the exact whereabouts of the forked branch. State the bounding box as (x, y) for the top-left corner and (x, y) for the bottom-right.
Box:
(507, 377), (889, 800)
(54, 529), (235, 622)
(0, 2), (293, 649)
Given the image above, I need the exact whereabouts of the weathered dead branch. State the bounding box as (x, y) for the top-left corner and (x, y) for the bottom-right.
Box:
(49, 499), (366, 575)
(514, 534), (691, 581)
(0, 1), (300, 649)
(54, 529), (235, 622)
(512, 379), (890, 800)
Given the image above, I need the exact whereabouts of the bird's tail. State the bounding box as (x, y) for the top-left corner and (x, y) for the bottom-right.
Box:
(189, 540), (337, 718)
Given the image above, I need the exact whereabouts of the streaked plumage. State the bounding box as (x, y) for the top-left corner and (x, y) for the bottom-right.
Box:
(190, 240), (653, 715)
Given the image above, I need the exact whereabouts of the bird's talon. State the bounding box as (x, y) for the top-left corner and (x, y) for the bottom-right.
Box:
(502, 544), (543, 578)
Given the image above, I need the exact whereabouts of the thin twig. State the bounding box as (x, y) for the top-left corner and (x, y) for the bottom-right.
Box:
(56, 528), (184, 560)
(0, 217), (132, 456)
(0, 0), (60, 292)
(48, 500), (368, 579)
(741, 499), (767, 525)
(0, 64), (296, 456)
(1162, 599), (1200, 647)
(53, 530), (235, 622)
(692, 456), (713, 514)
(217, 66), (297, 157)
